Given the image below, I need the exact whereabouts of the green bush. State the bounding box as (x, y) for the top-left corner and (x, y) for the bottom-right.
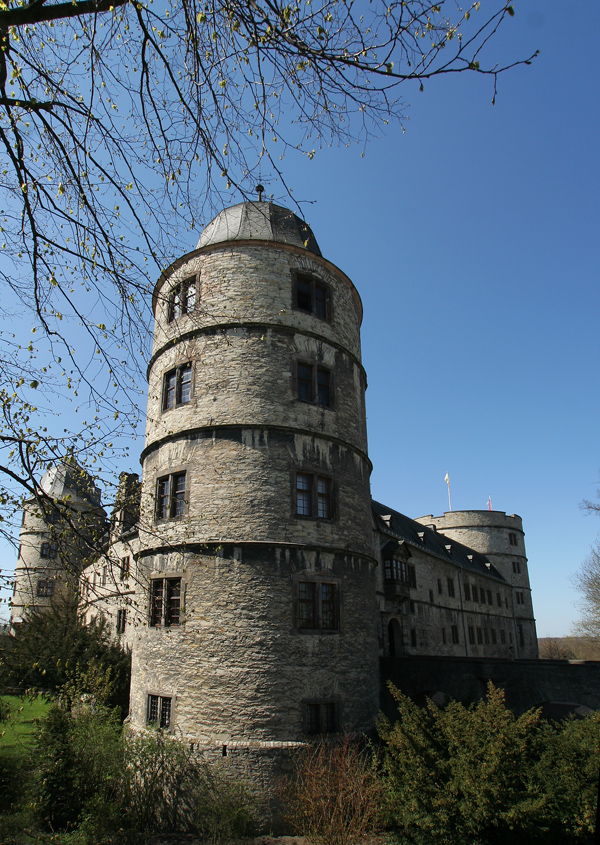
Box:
(193, 761), (260, 843)
(379, 682), (599, 845)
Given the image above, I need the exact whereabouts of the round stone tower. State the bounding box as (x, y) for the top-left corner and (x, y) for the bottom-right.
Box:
(129, 202), (379, 763)
(11, 460), (105, 626)
(414, 510), (538, 657)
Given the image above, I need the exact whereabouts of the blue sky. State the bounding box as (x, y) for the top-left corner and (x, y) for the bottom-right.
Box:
(1, 1), (598, 636)
(263, 0), (600, 636)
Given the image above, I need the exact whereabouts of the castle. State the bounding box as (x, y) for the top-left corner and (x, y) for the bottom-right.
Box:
(11, 200), (538, 762)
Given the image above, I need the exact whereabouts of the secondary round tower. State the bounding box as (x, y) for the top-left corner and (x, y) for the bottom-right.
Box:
(128, 201), (379, 758)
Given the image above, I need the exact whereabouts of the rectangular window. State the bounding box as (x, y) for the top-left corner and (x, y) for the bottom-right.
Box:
(120, 557), (130, 581)
(40, 542), (57, 559)
(441, 628), (446, 645)
(429, 589), (434, 604)
(509, 532), (518, 546)
(305, 702), (337, 735)
(483, 628), (490, 645)
(116, 608), (127, 634)
(468, 626), (476, 645)
(163, 363), (192, 410)
(487, 589), (493, 605)
(496, 592), (502, 607)
(451, 625), (459, 645)
(464, 583), (471, 601)
(295, 473), (332, 520)
(447, 578), (455, 598)
(477, 627), (483, 645)
(471, 585), (478, 602)
(168, 277), (198, 322)
(294, 274), (331, 321)
(409, 601), (415, 614)
(480, 588), (486, 605)
(518, 624), (524, 647)
(150, 578), (182, 627)
(317, 368), (331, 408)
(37, 580), (54, 597)
(156, 472), (186, 520)
(491, 628), (497, 645)
(512, 560), (521, 574)
(147, 694), (172, 728)
(437, 578), (443, 595)
(385, 559), (415, 587)
(500, 629), (506, 644)
(297, 363), (313, 403)
(516, 591), (524, 605)
(298, 581), (338, 631)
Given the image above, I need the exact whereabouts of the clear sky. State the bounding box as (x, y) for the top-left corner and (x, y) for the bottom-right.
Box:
(1, 1), (598, 636)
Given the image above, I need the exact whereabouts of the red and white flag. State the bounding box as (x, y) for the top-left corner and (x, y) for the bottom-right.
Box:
(487, 495), (492, 511)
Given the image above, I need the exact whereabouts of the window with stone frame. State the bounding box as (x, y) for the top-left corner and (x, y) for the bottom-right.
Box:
(294, 273), (331, 321)
(37, 579), (54, 597)
(167, 276), (198, 322)
(150, 577), (182, 627)
(515, 591), (525, 605)
(295, 472), (333, 520)
(163, 363), (192, 410)
(451, 625), (460, 645)
(384, 558), (416, 588)
(297, 581), (339, 631)
(512, 560), (521, 574)
(447, 577), (455, 598)
(508, 532), (518, 546)
(41, 542), (57, 559)
(156, 472), (186, 520)
(147, 694), (172, 728)
(116, 608), (127, 634)
(304, 701), (337, 735)
(296, 361), (332, 408)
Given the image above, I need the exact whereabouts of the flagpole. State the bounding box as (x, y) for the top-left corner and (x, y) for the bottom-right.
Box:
(445, 473), (452, 512)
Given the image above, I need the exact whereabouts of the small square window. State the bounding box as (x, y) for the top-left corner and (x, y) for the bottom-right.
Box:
(147, 694), (172, 728)
(294, 273), (331, 322)
(40, 542), (57, 559)
(295, 472), (333, 520)
(304, 702), (337, 735)
(37, 579), (54, 597)
(296, 362), (332, 408)
(298, 581), (338, 631)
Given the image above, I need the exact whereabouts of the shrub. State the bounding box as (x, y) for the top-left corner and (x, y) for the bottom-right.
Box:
(282, 733), (382, 845)
(193, 761), (260, 843)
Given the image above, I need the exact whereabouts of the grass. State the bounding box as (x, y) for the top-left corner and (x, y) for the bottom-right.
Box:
(0, 695), (49, 760)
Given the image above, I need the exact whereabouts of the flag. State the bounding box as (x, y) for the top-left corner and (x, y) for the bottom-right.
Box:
(444, 473), (450, 486)
(487, 495), (492, 511)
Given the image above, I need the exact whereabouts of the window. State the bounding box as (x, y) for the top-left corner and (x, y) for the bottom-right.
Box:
(295, 473), (332, 520)
(429, 589), (434, 604)
(508, 532), (518, 546)
(150, 578), (181, 627)
(156, 472), (186, 519)
(297, 581), (338, 631)
(487, 589), (493, 605)
(163, 363), (192, 410)
(296, 362), (333, 409)
(512, 560), (521, 574)
(451, 625), (459, 645)
(409, 601), (415, 614)
(480, 588), (486, 605)
(294, 273), (331, 321)
(384, 559), (416, 588)
(441, 628), (447, 645)
(147, 694), (172, 728)
(437, 578), (443, 595)
(410, 628), (417, 647)
(496, 592), (502, 607)
(116, 608), (127, 634)
(40, 542), (57, 559)
(167, 277), (197, 322)
(305, 702), (337, 735)
(468, 626), (476, 645)
(37, 579), (53, 597)
(518, 624), (525, 647)
(483, 628), (490, 645)
(464, 583), (471, 601)
(120, 557), (130, 581)
(500, 629), (506, 644)
(447, 578), (455, 598)
(491, 628), (497, 645)
(471, 585), (478, 602)
(477, 627), (483, 645)
(516, 591), (524, 605)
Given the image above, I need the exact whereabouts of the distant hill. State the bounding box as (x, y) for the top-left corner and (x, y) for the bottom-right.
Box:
(538, 636), (600, 661)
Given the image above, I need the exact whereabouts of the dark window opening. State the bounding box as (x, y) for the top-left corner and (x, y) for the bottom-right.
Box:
(305, 702), (337, 735)
(41, 542), (57, 559)
(156, 472), (186, 520)
(468, 626), (476, 645)
(296, 362), (332, 408)
(163, 363), (192, 410)
(447, 578), (455, 598)
(508, 532), (518, 547)
(147, 694), (172, 728)
(150, 577), (181, 627)
(294, 274), (331, 321)
(116, 608), (127, 634)
(298, 581), (338, 631)
(120, 557), (130, 581)
(37, 580), (54, 597)
(410, 628), (417, 647)
(464, 583), (471, 601)
(451, 625), (459, 645)
(295, 473), (332, 520)
(384, 558), (416, 588)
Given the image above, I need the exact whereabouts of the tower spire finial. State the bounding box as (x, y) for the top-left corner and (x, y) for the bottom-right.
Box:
(255, 184), (265, 202)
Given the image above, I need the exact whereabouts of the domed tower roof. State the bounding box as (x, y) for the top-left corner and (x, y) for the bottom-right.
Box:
(197, 201), (322, 256)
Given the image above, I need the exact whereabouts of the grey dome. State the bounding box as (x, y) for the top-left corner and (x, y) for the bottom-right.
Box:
(197, 201), (321, 256)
